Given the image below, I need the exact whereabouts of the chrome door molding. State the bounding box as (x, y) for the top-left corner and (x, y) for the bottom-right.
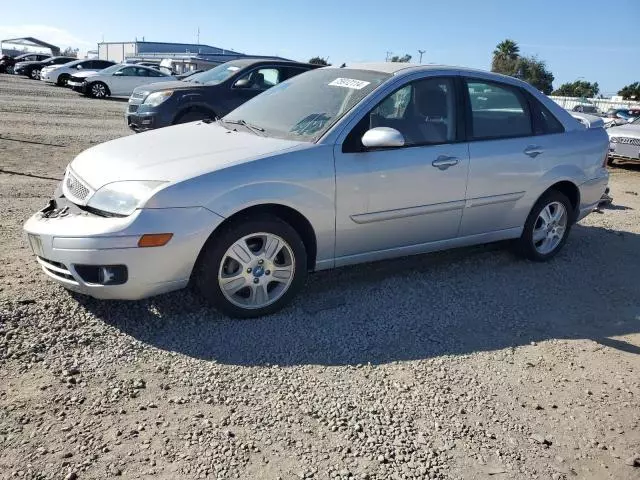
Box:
(464, 191), (525, 208)
(350, 199), (466, 224)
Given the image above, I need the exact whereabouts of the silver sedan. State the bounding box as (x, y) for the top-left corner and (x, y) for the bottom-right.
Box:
(24, 63), (609, 317)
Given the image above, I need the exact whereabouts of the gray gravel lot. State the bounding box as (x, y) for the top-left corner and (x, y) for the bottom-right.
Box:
(0, 74), (639, 480)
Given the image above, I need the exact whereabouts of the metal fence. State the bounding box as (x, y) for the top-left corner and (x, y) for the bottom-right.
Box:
(550, 96), (640, 112)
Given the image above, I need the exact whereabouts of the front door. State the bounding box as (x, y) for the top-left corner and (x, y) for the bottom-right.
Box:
(334, 76), (469, 264)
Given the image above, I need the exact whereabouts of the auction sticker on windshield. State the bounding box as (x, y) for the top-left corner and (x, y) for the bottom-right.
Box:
(328, 78), (371, 89)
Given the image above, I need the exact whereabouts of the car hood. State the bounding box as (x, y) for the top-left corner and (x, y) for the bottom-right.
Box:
(607, 123), (640, 138)
(70, 70), (99, 79)
(70, 122), (306, 190)
(133, 80), (202, 95)
(15, 60), (41, 67)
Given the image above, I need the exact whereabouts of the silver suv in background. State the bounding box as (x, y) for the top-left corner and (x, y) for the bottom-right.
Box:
(24, 64), (609, 317)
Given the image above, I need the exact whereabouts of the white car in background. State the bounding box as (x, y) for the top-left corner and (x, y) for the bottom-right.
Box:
(76, 63), (176, 99)
(40, 59), (115, 86)
(607, 116), (640, 165)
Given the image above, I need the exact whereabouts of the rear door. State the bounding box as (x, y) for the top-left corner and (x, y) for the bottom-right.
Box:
(459, 78), (562, 236)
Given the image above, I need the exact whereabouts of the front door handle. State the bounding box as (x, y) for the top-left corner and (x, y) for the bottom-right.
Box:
(524, 145), (544, 158)
(432, 155), (459, 170)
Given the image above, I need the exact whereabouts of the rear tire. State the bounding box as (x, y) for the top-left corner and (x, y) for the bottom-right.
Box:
(29, 68), (40, 80)
(194, 215), (307, 318)
(515, 190), (573, 262)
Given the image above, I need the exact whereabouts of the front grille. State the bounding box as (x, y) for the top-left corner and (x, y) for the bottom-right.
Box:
(610, 137), (640, 146)
(37, 257), (78, 284)
(65, 171), (90, 202)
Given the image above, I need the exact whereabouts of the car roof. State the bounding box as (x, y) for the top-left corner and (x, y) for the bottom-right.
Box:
(222, 58), (315, 68)
(330, 62), (520, 80)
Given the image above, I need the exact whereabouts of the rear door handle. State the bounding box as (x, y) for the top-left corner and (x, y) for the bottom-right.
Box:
(432, 155), (459, 170)
(524, 145), (544, 158)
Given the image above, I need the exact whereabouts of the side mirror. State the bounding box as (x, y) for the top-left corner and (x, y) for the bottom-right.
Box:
(113, 70), (124, 76)
(361, 127), (405, 149)
(234, 78), (250, 88)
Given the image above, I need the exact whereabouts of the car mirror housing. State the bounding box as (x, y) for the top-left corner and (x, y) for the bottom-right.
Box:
(234, 78), (250, 89)
(361, 127), (405, 149)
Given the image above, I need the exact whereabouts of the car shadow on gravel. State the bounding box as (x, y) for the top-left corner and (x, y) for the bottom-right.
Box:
(76, 224), (640, 366)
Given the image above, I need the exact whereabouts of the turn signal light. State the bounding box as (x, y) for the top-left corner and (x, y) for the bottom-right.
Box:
(138, 233), (173, 248)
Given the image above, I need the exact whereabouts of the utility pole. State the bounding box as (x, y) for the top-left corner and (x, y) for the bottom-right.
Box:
(385, 51), (393, 62)
(197, 27), (200, 45)
(418, 50), (425, 64)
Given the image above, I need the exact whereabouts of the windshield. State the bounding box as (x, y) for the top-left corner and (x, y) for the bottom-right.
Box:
(224, 68), (391, 141)
(193, 63), (243, 85)
(183, 70), (206, 82)
(98, 64), (124, 75)
(631, 116), (640, 125)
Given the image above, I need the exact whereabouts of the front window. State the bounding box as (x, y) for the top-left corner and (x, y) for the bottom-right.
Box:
(193, 63), (245, 85)
(224, 68), (391, 141)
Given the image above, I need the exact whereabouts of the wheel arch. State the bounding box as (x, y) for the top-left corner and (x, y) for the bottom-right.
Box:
(196, 203), (318, 274)
(173, 105), (217, 124)
(538, 180), (581, 223)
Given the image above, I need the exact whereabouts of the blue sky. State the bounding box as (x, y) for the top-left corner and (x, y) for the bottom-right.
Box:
(2, 0), (638, 94)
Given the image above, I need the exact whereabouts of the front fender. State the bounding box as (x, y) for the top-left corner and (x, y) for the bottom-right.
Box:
(206, 182), (335, 265)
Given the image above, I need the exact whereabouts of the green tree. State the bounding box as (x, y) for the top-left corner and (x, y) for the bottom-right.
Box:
(390, 54), (412, 63)
(308, 56), (330, 66)
(618, 82), (640, 100)
(491, 39), (520, 75)
(61, 47), (79, 58)
(514, 56), (554, 95)
(552, 80), (599, 98)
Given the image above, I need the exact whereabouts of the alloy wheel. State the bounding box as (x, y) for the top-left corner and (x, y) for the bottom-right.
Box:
(91, 83), (106, 98)
(532, 201), (568, 255)
(217, 232), (295, 309)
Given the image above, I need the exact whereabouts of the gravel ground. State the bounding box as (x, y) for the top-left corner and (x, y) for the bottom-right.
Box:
(0, 74), (639, 480)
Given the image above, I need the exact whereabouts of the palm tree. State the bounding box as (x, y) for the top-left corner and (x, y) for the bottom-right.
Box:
(492, 39), (520, 75)
(493, 39), (520, 61)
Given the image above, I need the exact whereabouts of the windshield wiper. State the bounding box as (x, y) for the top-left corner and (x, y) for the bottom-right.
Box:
(222, 119), (265, 135)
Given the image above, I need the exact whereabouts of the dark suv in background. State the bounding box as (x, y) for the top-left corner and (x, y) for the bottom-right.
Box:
(14, 56), (76, 79)
(126, 58), (319, 132)
(0, 53), (51, 74)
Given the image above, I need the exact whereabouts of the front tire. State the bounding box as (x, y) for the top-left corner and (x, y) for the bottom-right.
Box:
(88, 81), (109, 99)
(29, 68), (40, 80)
(57, 74), (70, 86)
(194, 215), (307, 318)
(515, 190), (573, 261)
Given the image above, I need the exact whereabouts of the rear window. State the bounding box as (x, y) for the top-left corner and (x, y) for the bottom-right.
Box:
(466, 80), (533, 139)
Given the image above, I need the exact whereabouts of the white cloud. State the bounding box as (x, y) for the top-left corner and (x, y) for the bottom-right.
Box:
(0, 25), (95, 51)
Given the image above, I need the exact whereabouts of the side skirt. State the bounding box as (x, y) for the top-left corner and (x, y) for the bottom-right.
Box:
(315, 227), (523, 270)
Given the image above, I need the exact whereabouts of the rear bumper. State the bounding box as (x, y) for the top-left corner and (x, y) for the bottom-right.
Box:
(23, 197), (224, 300)
(577, 170), (609, 222)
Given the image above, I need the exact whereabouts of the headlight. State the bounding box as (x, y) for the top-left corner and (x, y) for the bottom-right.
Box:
(87, 181), (167, 216)
(143, 91), (173, 107)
